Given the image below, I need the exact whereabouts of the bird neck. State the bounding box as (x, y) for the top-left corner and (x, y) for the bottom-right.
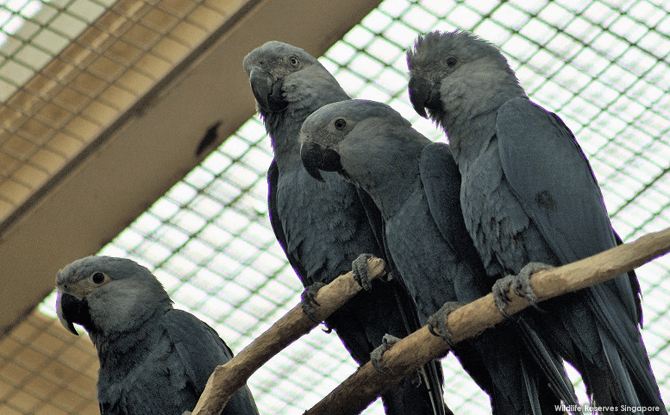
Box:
(341, 127), (428, 219)
(437, 68), (525, 165)
(89, 303), (171, 357)
(443, 111), (498, 164)
(263, 111), (303, 170)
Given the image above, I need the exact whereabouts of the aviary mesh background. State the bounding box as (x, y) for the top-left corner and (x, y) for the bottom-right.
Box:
(1, 0), (669, 413)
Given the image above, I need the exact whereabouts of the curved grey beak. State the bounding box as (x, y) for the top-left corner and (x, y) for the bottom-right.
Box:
(408, 76), (441, 118)
(56, 291), (79, 335)
(300, 140), (342, 182)
(56, 291), (92, 336)
(249, 67), (285, 110)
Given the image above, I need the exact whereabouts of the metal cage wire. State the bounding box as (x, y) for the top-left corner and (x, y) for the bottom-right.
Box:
(0, 0), (243, 221)
(1, 0), (669, 414)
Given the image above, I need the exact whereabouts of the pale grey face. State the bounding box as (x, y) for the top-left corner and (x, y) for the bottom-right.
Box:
(56, 256), (170, 337)
(407, 30), (517, 121)
(243, 41), (318, 112)
(299, 99), (409, 181)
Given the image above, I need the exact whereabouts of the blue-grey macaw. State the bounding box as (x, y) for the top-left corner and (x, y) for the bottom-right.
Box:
(243, 41), (449, 415)
(407, 30), (665, 413)
(56, 255), (260, 415)
(300, 98), (578, 415)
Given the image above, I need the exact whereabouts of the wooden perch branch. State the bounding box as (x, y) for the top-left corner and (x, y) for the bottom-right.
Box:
(303, 226), (670, 415)
(191, 257), (388, 415)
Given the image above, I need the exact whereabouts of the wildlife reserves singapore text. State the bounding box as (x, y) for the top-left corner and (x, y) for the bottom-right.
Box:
(556, 404), (663, 413)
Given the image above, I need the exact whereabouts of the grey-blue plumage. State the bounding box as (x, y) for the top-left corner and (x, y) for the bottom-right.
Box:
(243, 41), (448, 415)
(299, 99), (578, 414)
(56, 256), (259, 415)
(407, 30), (665, 412)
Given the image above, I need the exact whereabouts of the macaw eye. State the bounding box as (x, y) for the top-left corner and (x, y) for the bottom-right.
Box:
(91, 272), (105, 284)
(334, 119), (346, 130)
(289, 56), (299, 66)
(446, 56), (458, 67)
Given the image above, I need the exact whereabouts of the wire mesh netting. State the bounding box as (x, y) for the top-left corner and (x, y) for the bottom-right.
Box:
(1, 0), (669, 414)
(0, 0), (244, 222)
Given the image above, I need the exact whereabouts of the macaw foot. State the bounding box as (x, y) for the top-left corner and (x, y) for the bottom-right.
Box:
(301, 282), (327, 324)
(352, 253), (375, 292)
(428, 302), (463, 349)
(493, 262), (553, 318)
(370, 334), (401, 373)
